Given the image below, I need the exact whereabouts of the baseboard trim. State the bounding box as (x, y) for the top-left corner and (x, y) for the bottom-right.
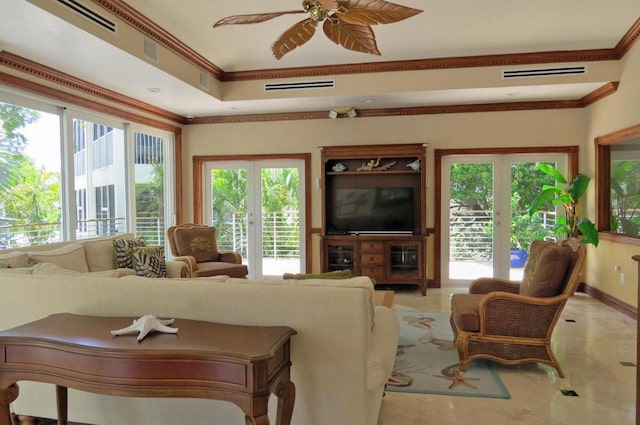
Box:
(578, 283), (637, 320)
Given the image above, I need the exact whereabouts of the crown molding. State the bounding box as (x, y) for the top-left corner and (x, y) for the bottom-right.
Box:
(89, 0), (224, 79)
(189, 82), (618, 125)
(222, 49), (620, 82)
(0, 51), (183, 127)
(616, 17), (640, 57)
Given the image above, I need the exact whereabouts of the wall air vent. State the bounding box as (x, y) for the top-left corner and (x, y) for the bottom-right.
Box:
(265, 80), (335, 92)
(502, 66), (587, 79)
(56, 0), (116, 33)
(143, 37), (158, 61)
(199, 71), (210, 91)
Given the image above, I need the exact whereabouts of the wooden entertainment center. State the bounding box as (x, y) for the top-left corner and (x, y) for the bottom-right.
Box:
(320, 143), (428, 295)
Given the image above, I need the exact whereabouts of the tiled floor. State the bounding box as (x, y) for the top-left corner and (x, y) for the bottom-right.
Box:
(377, 285), (637, 425)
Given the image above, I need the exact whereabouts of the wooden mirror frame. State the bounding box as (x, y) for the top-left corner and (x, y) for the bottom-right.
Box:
(595, 123), (640, 246)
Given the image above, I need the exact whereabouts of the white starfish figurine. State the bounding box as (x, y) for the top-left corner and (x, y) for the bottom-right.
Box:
(111, 315), (178, 341)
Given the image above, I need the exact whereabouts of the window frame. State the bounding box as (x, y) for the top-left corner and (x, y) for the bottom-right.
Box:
(595, 123), (640, 246)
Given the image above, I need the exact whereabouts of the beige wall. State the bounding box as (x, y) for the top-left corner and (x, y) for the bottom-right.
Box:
(181, 43), (639, 306)
(583, 41), (640, 308)
(182, 107), (589, 280)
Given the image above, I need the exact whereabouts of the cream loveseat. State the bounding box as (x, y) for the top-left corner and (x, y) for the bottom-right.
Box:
(0, 248), (399, 424)
(0, 233), (188, 278)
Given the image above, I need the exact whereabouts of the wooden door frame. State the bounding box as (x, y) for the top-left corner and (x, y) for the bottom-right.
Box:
(193, 153), (312, 274)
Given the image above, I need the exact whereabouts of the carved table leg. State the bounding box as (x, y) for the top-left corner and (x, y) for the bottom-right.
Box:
(56, 386), (68, 425)
(0, 384), (19, 425)
(274, 380), (295, 425)
(245, 414), (270, 425)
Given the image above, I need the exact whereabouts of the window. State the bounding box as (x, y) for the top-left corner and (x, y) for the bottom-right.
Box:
(0, 89), (177, 250)
(596, 123), (640, 243)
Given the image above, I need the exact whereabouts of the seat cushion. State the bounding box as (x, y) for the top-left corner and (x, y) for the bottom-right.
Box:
(172, 226), (219, 263)
(520, 241), (570, 298)
(193, 261), (248, 278)
(450, 294), (484, 332)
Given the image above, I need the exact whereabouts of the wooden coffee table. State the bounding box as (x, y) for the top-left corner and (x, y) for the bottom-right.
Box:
(0, 313), (296, 425)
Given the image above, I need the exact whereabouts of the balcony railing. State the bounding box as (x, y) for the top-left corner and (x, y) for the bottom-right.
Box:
(1, 212), (301, 261)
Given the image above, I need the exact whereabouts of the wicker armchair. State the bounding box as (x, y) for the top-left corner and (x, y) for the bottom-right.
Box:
(167, 223), (248, 278)
(450, 238), (586, 378)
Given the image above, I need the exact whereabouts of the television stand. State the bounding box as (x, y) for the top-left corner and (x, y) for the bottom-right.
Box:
(322, 234), (427, 295)
(320, 143), (429, 295)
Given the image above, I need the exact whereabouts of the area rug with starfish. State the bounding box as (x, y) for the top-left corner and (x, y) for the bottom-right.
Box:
(386, 311), (511, 399)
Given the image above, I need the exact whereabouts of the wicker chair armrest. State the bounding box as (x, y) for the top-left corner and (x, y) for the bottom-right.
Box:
(172, 255), (197, 276)
(470, 277), (521, 295)
(478, 291), (567, 338)
(219, 251), (242, 264)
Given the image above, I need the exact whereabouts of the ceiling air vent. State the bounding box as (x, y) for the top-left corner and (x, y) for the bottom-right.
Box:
(56, 0), (116, 33)
(265, 80), (335, 92)
(502, 66), (587, 79)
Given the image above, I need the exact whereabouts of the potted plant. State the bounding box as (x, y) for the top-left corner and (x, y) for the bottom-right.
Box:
(527, 163), (599, 247)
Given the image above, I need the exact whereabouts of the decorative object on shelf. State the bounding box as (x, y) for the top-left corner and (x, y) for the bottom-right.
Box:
(111, 315), (178, 341)
(357, 158), (380, 171)
(356, 158), (396, 171)
(407, 158), (421, 171)
(213, 0), (423, 59)
(377, 161), (397, 171)
(332, 162), (347, 172)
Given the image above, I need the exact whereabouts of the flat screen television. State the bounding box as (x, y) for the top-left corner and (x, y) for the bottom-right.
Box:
(327, 187), (414, 234)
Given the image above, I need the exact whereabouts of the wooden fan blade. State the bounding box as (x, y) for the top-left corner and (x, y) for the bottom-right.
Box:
(272, 19), (318, 59)
(323, 19), (380, 56)
(214, 10), (305, 27)
(336, 0), (422, 25)
(318, 0), (339, 9)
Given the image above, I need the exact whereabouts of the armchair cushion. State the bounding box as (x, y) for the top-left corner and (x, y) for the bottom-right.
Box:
(519, 241), (570, 298)
(450, 294), (484, 332)
(172, 226), (219, 263)
(192, 260), (247, 278)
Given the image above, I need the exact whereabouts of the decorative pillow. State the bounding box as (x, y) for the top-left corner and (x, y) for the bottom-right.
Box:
(520, 241), (570, 298)
(84, 233), (135, 271)
(113, 238), (147, 269)
(0, 251), (31, 268)
(172, 226), (219, 263)
(132, 246), (167, 278)
(28, 243), (89, 272)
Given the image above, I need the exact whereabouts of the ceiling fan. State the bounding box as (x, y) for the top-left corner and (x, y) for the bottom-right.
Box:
(213, 0), (423, 59)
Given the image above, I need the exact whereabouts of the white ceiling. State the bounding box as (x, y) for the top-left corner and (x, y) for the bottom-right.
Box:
(1, 0), (639, 118)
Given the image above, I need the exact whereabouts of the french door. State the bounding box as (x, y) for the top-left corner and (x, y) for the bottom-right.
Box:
(440, 153), (565, 286)
(203, 159), (305, 280)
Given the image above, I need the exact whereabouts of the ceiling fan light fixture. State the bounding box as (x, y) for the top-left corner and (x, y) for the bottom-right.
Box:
(328, 109), (338, 119)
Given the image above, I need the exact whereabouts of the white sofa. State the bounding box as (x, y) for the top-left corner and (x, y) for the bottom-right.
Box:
(0, 237), (399, 425)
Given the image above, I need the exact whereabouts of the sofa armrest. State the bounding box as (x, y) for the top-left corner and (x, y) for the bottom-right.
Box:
(219, 251), (242, 264)
(171, 256), (197, 278)
(166, 260), (189, 278)
(470, 277), (520, 295)
(366, 306), (400, 391)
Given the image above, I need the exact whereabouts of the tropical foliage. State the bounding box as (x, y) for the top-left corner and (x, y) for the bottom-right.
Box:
(610, 159), (640, 236)
(0, 103), (40, 195)
(527, 163), (599, 247)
